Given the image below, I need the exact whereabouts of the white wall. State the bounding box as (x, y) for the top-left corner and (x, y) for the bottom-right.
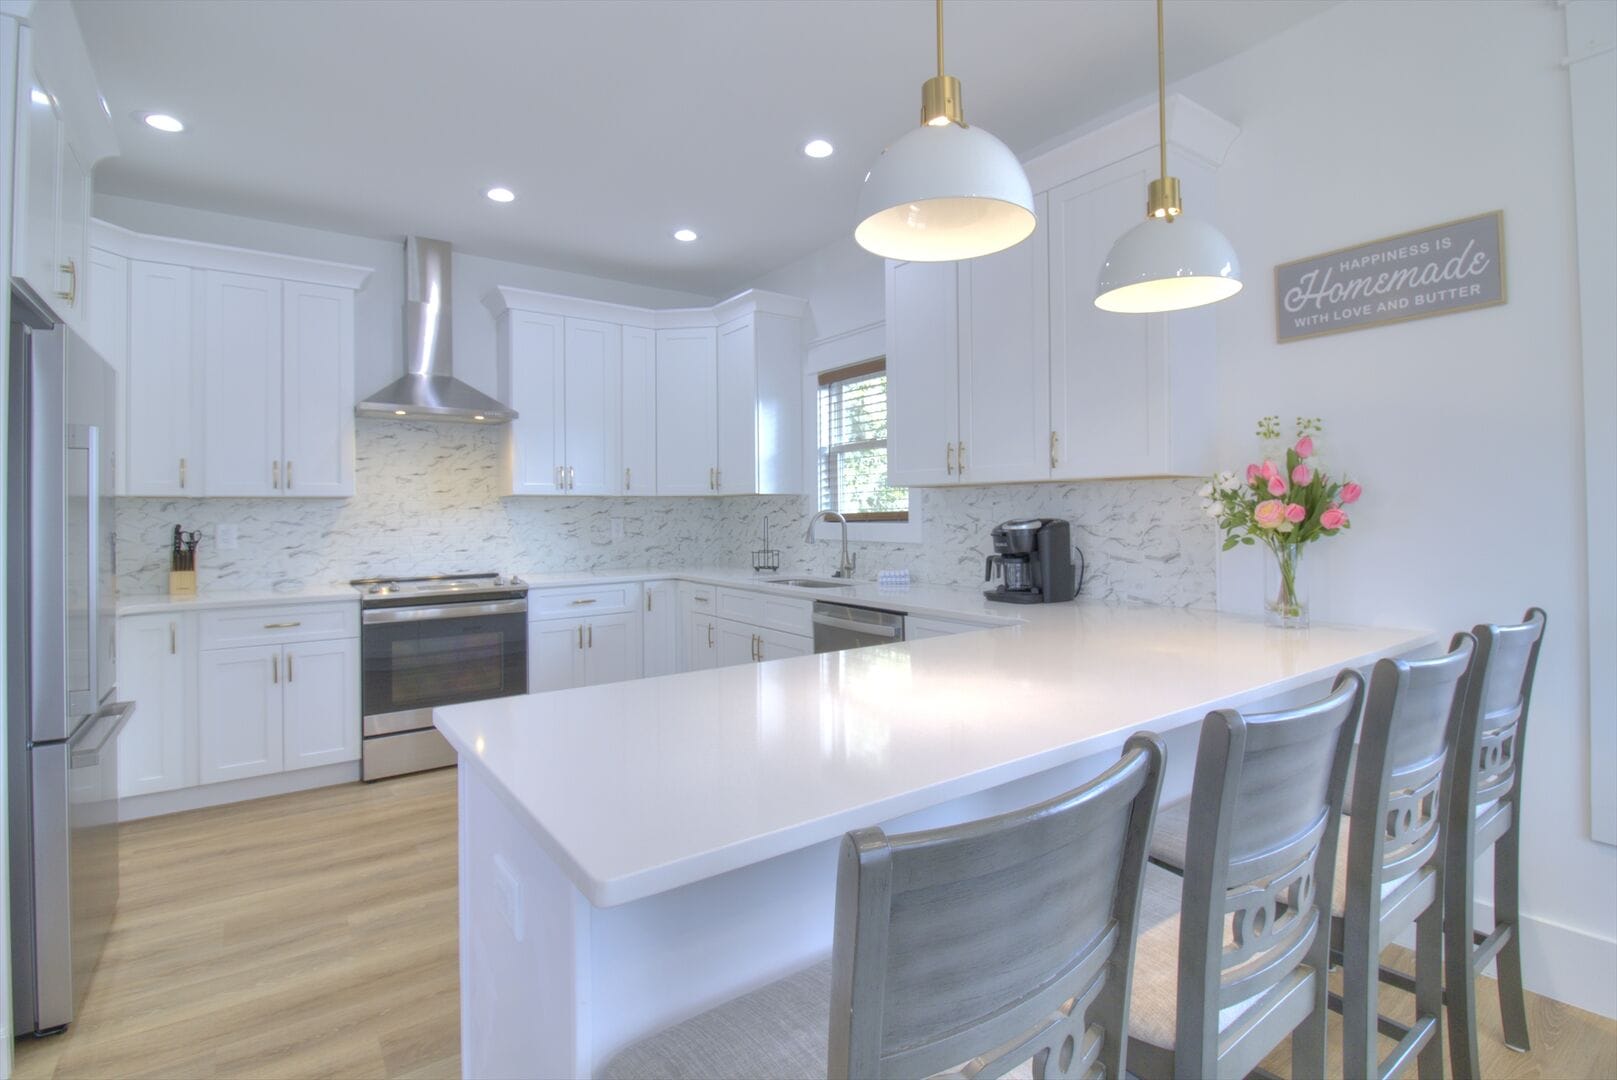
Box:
(92, 194), (716, 403)
(1177, 0), (1615, 1016)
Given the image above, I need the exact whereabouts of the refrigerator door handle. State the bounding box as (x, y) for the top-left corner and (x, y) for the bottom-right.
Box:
(69, 701), (136, 768)
(65, 424), (101, 720)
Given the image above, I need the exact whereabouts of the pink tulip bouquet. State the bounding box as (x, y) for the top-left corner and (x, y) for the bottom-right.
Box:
(1199, 417), (1363, 627)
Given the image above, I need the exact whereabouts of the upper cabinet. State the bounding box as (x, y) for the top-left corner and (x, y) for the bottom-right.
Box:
(7, 5), (119, 335)
(886, 96), (1236, 485)
(91, 220), (371, 497)
(486, 287), (805, 498)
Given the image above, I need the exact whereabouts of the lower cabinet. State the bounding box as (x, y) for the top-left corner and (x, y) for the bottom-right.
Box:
(642, 580), (679, 677)
(713, 616), (813, 668)
(115, 613), (193, 797)
(685, 610), (719, 670)
(197, 635), (360, 784)
(529, 611), (643, 691)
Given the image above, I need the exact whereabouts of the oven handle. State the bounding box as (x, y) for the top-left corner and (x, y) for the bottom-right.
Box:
(363, 598), (528, 625)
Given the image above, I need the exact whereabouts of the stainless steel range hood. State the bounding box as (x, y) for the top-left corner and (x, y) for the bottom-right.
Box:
(355, 236), (517, 423)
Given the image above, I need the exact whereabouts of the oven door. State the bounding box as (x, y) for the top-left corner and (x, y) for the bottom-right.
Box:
(361, 598), (528, 734)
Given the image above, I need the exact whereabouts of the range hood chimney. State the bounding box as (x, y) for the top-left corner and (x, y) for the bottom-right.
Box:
(355, 236), (517, 423)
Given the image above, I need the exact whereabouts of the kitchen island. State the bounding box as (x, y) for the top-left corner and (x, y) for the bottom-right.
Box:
(434, 597), (1432, 1079)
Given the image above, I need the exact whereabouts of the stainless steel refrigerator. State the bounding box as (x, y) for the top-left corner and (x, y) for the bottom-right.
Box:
(6, 288), (132, 1035)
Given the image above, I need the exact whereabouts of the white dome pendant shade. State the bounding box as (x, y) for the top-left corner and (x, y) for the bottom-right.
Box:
(855, 0), (1035, 262)
(1095, 215), (1242, 313)
(1094, 0), (1242, 314)
(855, 123), (1035, 262)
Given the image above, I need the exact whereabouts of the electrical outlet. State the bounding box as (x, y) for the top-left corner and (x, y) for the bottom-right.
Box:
(493, 854), (523, 942)
(216, 523), (240, 550)
(610, 517), (624, 541)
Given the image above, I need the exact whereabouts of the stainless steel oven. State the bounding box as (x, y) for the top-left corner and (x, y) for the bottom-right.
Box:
(354, 574), (527, 780)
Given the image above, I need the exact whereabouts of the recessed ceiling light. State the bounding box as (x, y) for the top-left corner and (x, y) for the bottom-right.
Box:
(30, 88), (50, 107)
(142, 112), (185, 133)
(804, 139), (834, 158)
(473, 415), (486, 421)
(486, 187), (515, 203)
(394, 410), (407, 416)
(673, 228), (698, 243)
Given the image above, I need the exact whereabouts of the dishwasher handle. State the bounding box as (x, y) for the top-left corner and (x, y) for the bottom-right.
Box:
(811, 611), (903, 639)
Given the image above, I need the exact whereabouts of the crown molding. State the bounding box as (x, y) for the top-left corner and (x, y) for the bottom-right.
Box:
(485, 285), (806, 329)
(89, 219), (374, 290)
(1022, 94), (1240, 194)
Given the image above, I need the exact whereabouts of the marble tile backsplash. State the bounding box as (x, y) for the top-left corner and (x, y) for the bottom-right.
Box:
(116, 421), (1216, 607)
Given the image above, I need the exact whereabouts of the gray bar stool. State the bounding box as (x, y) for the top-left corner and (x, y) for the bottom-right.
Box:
(1445, 608), (1546, 1079)
(1127, 672), (1363, 1080)
(600, 732), (1166, 1080)
(1331, 634), (1476, 1080)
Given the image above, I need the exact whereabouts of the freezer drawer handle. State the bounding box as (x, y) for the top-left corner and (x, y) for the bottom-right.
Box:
(71, 701), (136, 767)
(811, 613), (902, 639)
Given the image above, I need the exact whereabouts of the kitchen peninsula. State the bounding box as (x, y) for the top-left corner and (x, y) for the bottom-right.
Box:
(434, 593), (1432, 1078)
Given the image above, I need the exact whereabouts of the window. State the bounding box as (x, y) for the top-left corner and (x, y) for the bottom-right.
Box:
(817, 358), (909, 522)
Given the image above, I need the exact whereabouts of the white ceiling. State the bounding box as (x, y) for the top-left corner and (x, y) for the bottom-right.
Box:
(74, 0), (1332, 297)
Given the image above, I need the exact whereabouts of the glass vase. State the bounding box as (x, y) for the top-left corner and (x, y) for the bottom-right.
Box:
(1264, 543), (1309, 629)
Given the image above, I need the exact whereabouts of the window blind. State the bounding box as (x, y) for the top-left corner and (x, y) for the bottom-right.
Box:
(817, 359), (909, 522)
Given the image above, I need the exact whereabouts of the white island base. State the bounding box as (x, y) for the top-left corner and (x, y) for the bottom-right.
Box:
(456, 732), (1196, 1080)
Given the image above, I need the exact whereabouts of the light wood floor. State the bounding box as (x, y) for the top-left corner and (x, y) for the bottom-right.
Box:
(13, 769), (1616, 1079)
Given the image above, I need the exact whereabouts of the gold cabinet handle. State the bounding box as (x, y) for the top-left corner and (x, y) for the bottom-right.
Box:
(708, 467), (715, 491)
(577, 625), (584, 649)
(570, 598), (597, 606)
(272, 460), (280, 489)
(587, 624), (593, 648)
(271, 654), (278, 684)
(568, 465), (575, 489)
(645, 592), (652, 612)
(691, 594), (709, 604)
(958, 442), (967, 473)
(287, 653), (294, 682)
(179, 457), (187, 489)
(624, 467), (631, 491)
(169, 623), (176, 654)
(706, 622), (714, 648)
(1050, 431), (1059, 469)
(286, 460), (293, 490)
(57, 258), (77, 304)
(946, 443), (955, 475)
(263, 621), (301, 629)
(556, 466), (564, 489)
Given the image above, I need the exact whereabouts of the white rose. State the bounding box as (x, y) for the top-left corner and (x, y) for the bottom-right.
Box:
(1217, 471), (1241, 493)
(1196, 482), (1214, 498)
(1204, 503), (1222, 519)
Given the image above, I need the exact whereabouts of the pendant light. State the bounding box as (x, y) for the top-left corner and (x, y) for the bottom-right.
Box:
(1095, 0), (1241, 313)
(855, 0), (1035, 262)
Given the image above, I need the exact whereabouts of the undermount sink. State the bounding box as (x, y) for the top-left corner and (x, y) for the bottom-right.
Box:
(765, 577), (852, 589)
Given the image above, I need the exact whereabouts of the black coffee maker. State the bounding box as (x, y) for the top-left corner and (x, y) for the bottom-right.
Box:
(984, 518), (1080, 604)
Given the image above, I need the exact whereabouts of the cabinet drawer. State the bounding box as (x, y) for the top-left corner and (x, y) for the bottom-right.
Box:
(679, 582), (715, 611)
(716, 587), (812, 636)
(529, 583), (640, 620)
(199, 603), (357, 648)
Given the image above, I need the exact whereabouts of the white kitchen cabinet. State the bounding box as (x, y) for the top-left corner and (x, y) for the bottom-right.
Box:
(958, 218), (1051, 483)
(620, 325), (657, 494)
(1046, 149), (1215, 479)
(562, 317), (622, 495)
(281, 637), (360, 770)
(115, 614), (194, 797)
(281, 281), (356, 496)
(198, 643), (284, 784)
(203, 271), (284, 496)
(528, 613), (641, 690)
(500, 310), (566, 495)
(642, 580), (679, 677)
(125, 261), (197, 496)
(757, 627), (812, 662)
(13, 29), (63, 306)
(529, 620), (585, 693)
(86, 247), (130, 492)
(54, 135), (90, 324)
(655, 327), (718, 494)
(886, 208), (1050, 488)
(886, 260), (960, 487)
(715, 313), (802, 495)
(714, 618), (757, 668)
(685, 610), (719, 671)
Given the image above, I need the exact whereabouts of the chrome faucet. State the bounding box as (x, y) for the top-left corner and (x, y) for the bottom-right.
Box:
(806, 511), (858, 578)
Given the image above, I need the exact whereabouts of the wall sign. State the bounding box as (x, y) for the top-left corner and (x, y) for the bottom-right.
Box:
(1274, 211), (1505, 343)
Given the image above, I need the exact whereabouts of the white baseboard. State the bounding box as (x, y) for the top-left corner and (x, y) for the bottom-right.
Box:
(1477, 899), (1617, 1020)
(118, 762), (361, 822)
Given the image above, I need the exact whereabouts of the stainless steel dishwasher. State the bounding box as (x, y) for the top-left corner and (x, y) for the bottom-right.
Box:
(811, 601), (906, 653)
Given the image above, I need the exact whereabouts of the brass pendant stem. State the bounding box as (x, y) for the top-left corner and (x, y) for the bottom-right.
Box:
(1156, 0), (1167, 185)
(920, 0), (963, 126)
(937, 0), (945, 79)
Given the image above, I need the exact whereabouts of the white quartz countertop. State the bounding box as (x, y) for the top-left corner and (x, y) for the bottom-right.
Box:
(436, 590), (1434, 908)
(117, 585), (359, 615)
